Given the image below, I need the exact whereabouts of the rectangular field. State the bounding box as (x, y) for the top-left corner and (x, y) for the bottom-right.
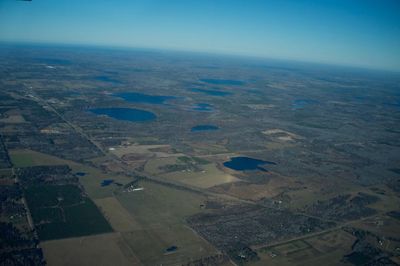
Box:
(41, 233), (141, 266)
(25, 184), (112, 240)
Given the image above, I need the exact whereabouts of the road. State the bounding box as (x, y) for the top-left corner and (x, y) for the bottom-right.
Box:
(10, 160), (37, 243)
(251, 213), (379, 250)
(22, 88), (379, 259)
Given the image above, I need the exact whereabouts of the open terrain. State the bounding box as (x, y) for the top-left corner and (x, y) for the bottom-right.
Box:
(0, 44), (399, 265)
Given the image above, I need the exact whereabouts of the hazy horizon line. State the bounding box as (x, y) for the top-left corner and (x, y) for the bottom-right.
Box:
(2, 39), (400, 75)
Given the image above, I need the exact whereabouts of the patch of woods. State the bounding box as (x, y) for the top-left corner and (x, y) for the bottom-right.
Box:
(342, 227), (399, 265)
(0, 177), (44, 265)
(17, 164), (112, 241)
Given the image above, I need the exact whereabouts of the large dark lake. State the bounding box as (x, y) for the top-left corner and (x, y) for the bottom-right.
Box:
(223, 156), (276, 171)
(200, 79), (245, 86)
(90, 107), (156, 122)
(191, 125), (219, 132)
(115, 92), (175, 105)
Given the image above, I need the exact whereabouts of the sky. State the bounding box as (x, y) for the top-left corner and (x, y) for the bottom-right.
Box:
(0, 0), (399, 71)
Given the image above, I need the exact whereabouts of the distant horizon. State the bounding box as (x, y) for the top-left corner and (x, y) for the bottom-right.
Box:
(1, 0), (399, 72)
(2, 40), (400, 75)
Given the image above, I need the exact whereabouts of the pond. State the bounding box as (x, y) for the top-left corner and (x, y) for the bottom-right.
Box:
(75, 172), (86, 177)
(200, 78), (245, 86)
(165, 246), (178, 252)
(191, 88), (232, 96)
(191, 125), (219, 132)
(114, 92), (175, 105)
(101, 179), (114, 187)
(223, 156), (276, 172)
(90, 107), (156, 122)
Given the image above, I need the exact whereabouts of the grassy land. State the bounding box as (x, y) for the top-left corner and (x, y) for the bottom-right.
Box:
(117, 179), (206, 224)
(41, 233), (141, 266)
(144, 155), (239, 188)
(9, 149), (67, 167)
(117, 179), (218, 265)
(143, 156), (178, 175)
(177, 156), (210, 165)
(159, 163), (239, 188)
(95, 197), (142, 232)
(9, 149), (220, 263)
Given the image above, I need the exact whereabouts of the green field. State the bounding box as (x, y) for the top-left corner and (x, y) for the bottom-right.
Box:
(25, 184), (82, 207)
(25, 184), (112, 240)
(9, 149), (68, 167)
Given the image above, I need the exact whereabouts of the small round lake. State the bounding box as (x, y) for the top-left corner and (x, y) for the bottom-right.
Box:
(191, 125), (219, 132)
(90, 108), (156, 122)
(101, 179), (114, 187)
(223, 156), (276, 172)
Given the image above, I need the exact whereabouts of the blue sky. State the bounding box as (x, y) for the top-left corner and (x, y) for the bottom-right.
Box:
(0, 0), (399, 71)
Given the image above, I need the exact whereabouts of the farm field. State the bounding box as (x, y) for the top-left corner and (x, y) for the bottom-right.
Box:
(1, 44), (399, 265)
(41, 233), (141, 266)
(25, 184), (112, 240)
(158, 162), (240, 188)
(116, 179), (219, 265)
(94, 197), (142, 232)
(9, 149), (68, 167)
